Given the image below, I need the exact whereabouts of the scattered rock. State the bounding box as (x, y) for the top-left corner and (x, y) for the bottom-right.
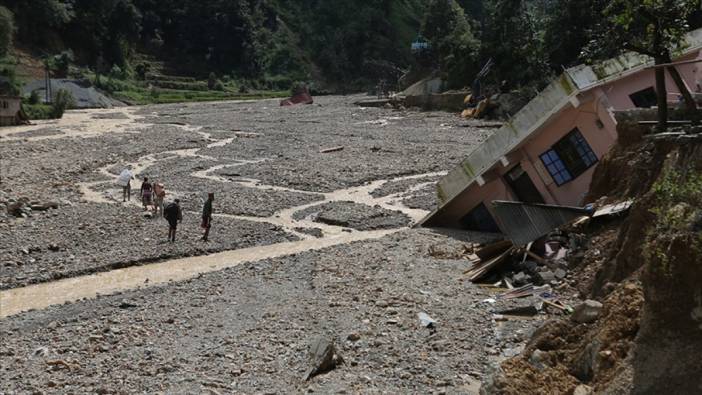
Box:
(347, 332), (361, 342)
(513, 271), (528, 285)
(528, 349), (547, 370)
(571, 300), (603, 324)
(32, 347), (49, 358)
(538, 270), (556, 284)
(417, 312), (437, 328)
(117, 299), (139, 309)
(30, 202), (59, 211)
(303, 336), (343, 381)
(573, 384), (593, 395)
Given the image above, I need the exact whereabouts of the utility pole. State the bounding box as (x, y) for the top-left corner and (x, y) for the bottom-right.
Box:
(44, 59), (52, 104)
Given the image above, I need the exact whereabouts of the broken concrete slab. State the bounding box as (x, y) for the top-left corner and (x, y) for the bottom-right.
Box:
(496, 305), (539, 316)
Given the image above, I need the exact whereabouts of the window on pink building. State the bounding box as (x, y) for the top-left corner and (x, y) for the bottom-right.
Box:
(629, 87), (658, 108)
(539, 128), (598, 186)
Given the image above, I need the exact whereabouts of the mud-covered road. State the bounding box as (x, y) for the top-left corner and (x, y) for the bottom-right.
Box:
(0, 96), (533, 393)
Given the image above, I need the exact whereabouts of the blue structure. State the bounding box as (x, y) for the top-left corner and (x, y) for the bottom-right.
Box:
(411, 35), (430, 53)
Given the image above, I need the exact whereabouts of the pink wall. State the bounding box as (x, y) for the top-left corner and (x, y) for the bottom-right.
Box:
(430, 49), (702, 230)
(603, 51), (699, 110)
(431, 176), (513, 228)
(517, 97), (617, 206)
(433, 99), (617, 228)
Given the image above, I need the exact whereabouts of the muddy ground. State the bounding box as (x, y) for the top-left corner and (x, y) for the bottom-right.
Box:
(0, 96), (546, 393)
(0, 96), (490, 289)
(1, 230), (513, 394)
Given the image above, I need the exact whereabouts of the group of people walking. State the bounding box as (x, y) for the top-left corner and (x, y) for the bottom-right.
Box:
(117, 167), (214, 242)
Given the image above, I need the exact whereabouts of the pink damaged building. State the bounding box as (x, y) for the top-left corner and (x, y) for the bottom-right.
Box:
(421, 29), (702, 232)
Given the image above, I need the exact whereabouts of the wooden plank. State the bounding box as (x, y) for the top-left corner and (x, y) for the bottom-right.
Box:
(525, 250), (546, 264)
(638, 120), (691, 125)
(319, 146), (344, 153)
(467, 248), (513, 281)
(475, 240), (513, 261)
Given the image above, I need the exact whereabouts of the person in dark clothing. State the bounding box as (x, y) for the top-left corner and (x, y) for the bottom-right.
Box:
(164, 199), (182, 242)
(140, 177), (153, 211)
(201, 192), (214, 242)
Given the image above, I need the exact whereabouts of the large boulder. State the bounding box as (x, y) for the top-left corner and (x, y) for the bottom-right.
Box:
(303, 336), (343, 381)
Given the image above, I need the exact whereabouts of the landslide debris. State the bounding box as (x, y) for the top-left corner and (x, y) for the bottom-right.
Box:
(484, 115), (702, 393)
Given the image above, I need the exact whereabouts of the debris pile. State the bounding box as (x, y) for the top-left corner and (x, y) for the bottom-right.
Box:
(280, 86), (314, 106)
(463, 230), (586, 289)
(484, 116), (702, 393)
(460, 200), (633, 294)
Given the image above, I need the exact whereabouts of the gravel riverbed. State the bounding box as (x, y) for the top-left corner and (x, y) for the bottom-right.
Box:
(0, 96), (520, 393)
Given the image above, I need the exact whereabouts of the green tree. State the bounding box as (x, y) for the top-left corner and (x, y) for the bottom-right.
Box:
(51, 50), (74, 77)
(481, 0), (550, 90)
(4, 0), (73, 48)
(421, 0), (480, 89)
(51, 89), (76, 118)
(0, 6), (14, 57)
(542, 0), (608, 70)
(585, 0), (700, 130)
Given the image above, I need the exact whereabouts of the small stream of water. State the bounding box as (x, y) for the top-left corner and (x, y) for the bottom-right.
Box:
(0, 108), (444, 318)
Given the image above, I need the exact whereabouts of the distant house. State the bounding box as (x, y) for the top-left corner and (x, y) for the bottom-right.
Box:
(0, 95), (22, 126)
(420, 29), (702, 232)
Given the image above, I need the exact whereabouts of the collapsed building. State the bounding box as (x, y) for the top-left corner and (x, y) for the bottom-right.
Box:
(420, 29), (702, 233)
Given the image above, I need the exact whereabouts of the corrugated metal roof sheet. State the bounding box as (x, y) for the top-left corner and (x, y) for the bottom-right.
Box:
(491, 201), (590, 246)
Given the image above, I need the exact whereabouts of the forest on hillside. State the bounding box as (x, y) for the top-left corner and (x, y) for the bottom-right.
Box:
(1, 0), (702, 92)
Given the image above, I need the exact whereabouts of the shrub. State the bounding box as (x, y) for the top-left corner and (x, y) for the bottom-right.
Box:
(0, 65), (20, 95)
(109, 64), (124, 79)
(135, 63), (149, 80)
(22, 103), (53, 120)
(150, 80), (208, 91)
(207, 72), (217, 90)
(51, 50), (74, 78)
(290, 81), (308, 95)
(28, 90), (40, 104)
(213, 79), (225, 91)
(150, 86), (160, 99)
(95, 77), (125, 93)
(50, 89), (76, 118)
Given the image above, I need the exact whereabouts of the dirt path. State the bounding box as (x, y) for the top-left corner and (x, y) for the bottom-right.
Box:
(0, 228), (397, 318)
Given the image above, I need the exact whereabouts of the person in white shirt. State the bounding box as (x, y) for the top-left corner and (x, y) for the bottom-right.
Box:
(117, 167), (133, 202)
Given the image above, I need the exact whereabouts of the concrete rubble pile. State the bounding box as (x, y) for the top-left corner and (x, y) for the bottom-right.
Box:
(459, 200), (633, 318)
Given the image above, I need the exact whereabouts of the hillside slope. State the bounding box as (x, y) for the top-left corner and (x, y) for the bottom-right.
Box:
(3, 0), (427, 91)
